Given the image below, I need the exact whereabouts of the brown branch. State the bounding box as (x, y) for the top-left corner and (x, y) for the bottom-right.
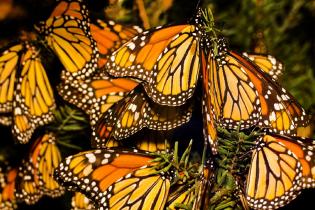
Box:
(135, 0), (150, 29)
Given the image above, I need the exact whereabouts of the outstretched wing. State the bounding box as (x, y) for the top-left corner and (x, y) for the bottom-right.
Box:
(106, 24), (203, 106)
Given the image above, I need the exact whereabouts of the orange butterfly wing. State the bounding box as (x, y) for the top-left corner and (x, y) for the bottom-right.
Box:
(246, 134), (303, 209)
(106, 24), (203, 106)
(205, 38), (309, 140)
(271, 134), (315, 188)
(12, 43), (55, 143)
(90, 19), (142, 68)
(230, 51), (309, 135)
(242, 53), (283, 80)
(55, 149), (170, 209)
(38, 0), (98, 80)
(0, 44), (23, 114)
(0, 167), (18, 209)
(92, 86), (192, 148)
(58, 71), (138, 125)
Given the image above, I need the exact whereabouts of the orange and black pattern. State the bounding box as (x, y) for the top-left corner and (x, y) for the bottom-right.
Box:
(58, 71), (138, 126)
(0, 42), (55, 143)
(55, 149), (171, 210)
(92, 86), (193, 148)
(202, 37), (309, 153)
(37, 0), (99, 80)
(245, 133), (314, 209)
(90, 19), (142, 68)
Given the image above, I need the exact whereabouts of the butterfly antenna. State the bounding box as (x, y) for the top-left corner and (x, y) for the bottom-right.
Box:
(188, 0), (202, 24)
(195, 0), (202, 11)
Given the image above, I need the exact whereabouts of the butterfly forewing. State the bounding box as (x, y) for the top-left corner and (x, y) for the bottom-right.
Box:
(12, 44), (55, 143)
(106, 24), (204, 106)
(54, 149), (172, 209)
(0, 44), (24, 114)
(38, 0), (99, 80)
(90, 19), (143, 68)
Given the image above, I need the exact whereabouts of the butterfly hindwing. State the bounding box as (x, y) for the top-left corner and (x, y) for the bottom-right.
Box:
(15, 160), (42, 204)
(0, 166), (18, 210)
(71, 192), (96, 210)
(242, 53), (283, 81)
(31, 133), (64, 197)
(92, 86), (192, 147)
(58, 71), (138, 126)
(245, 134), (315, 209)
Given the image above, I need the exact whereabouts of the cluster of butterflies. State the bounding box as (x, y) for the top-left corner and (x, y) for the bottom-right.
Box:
(0, 0), (314, 209)
(0, 133), (63, 209)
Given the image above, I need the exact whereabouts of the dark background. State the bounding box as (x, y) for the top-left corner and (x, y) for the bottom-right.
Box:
(0, 0), (314, 209)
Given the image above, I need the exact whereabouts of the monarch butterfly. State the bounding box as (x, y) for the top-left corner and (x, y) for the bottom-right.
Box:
(0, 42), (55, 143)
(92, 85), (193, 147)
(105, 18), (205, 106)
(36, 0), (99, 80)
(203, 38), (309, 153)
(105, 9), (309, 153)
(15, 160), (42, 204)
(0, 133), (63, 207)
(58, 19), (142, 125)
(0, 166), (18, 210)
(71, 192), (95, 210)
(90, 19), (143, 68)
(242, 53), (284, 81)
(1, 0), (99, 143)
(245, 133), (315, 209)
(58, 71), (138, 126)
(14, 133), (63, 205)
(55, 149), (171, 210)
(30, 133), (64, 197)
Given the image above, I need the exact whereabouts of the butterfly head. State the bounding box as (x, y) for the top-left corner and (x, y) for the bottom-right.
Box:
(208, 36), (228, 64)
